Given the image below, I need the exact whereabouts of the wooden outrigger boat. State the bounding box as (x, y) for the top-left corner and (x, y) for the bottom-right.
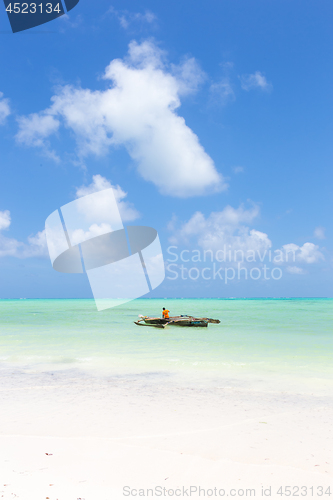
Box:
(134, 315), (220, 328)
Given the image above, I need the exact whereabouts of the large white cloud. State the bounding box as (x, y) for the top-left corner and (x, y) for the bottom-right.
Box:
(16, 40), (224, 197)
(169, 204), (272, 255)
(0, 92), (10, 125)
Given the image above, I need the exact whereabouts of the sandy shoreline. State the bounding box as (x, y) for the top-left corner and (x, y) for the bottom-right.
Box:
(0, 369), (332, 499)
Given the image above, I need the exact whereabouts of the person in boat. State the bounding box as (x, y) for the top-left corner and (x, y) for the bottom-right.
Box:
(162, 307), (170, 320)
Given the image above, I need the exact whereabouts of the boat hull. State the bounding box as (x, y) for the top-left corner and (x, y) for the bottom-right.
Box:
(169, 319), (208, 327)
(134, 321), (165, 328)
(136, 315), (213, 327)
(143, 317), (168, 325)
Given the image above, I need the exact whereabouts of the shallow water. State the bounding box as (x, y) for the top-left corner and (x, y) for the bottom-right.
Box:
(0, 298), (332, 394)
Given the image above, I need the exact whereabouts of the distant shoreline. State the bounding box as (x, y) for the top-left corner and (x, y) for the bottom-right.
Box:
(0, 297), (332, 301)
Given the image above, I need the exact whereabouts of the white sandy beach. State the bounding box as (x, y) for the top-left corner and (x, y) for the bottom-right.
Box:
(0, 370), (332, 500)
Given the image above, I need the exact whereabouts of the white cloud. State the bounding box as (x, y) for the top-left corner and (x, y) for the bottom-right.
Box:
(314, 226), (325, 240)
(75, 174), (140, 222)
(0, 177), (137, 259)
(287, 266), (306, 275)
(169, 204), (272, 255)
(16, 113), (60, 161)
(0, 92), (10, 124)
(169, 205), (326, 269)
(69, 223), (113, 247)
(0, 210), (11, 230)
(16, 40), (224, 197)
(240, 71), (272, 92)
(282, 242), (324, 264)
(16, 113), (60, 146)
(23, 230), (48, 257)
(109, 7), (157, 30)
(0, 211), (47, 258)
(0, 234), (23, 258)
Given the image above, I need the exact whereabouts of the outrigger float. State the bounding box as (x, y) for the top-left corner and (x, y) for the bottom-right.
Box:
(134, 315), (220, 329)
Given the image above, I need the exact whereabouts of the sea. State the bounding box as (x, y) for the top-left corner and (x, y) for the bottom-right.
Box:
(0, 298), (332, 396)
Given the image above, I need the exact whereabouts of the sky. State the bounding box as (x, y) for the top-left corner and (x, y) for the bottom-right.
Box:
(0, 0), (332, 299)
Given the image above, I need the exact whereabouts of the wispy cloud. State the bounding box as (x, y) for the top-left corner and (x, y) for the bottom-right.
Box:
(0, 92), (10, 124)
(232, 166), (244, 174)
(0, 176), (139, 259)
(314, 226), (325, 240)
(171, 57), (206, 95)
(76, 175), (140, 222)
(15, 40), (225, 197)
(287, 266), (307, 275)
(109, 7), (157, 30)
(209, 61), (235, 106)
(59, 13), (83, 30)
(0, 210), (47, 259)
(16, 113), (60, 161)
(240, 71), (272, 92)
(210, 79), (235, 105)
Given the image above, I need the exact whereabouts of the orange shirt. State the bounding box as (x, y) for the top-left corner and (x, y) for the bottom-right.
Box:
(162, 309), (170, 319)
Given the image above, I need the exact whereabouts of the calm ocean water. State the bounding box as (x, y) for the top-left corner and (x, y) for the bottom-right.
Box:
(0, 298), (332, 394)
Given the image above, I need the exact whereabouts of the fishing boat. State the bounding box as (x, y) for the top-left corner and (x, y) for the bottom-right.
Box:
(134, 315), (220, 328)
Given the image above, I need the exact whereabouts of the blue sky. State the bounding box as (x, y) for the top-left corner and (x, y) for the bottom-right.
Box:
(0, 0), (332, 299)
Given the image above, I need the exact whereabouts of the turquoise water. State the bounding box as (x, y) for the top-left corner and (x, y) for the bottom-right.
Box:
(0, 298), (332, 393)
